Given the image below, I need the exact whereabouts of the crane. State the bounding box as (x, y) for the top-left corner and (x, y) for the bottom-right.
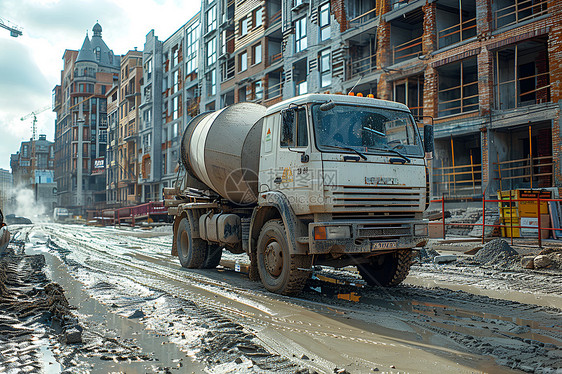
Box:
(21, 105), (51, 141)
(0, 17), (22, 37)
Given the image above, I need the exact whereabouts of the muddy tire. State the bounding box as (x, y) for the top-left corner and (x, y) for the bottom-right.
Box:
(177, 218), (206, 269)
(256, 220), (311, 295)
(358, 250), (413, 287)
(201, 244), (223, 269)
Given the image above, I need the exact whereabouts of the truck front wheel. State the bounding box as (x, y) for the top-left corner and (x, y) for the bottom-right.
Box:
(358, 250), (413, 287)
(177, 218), (206, 269)
(256, 220), (311, 295)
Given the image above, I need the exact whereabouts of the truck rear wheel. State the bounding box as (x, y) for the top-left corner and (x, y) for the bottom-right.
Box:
(201, 244), (223, 269)
(177, 218), (206, 269)
(358, 250), (413, 287)
(256, 220), (311, 295)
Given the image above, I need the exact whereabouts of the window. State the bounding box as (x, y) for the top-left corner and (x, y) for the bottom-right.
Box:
(319, 3), (331, 41)
(186, 21), (200, 74)
(209, 69), (216, 96)
(94, 47), (101, 61)
(240, 17), (249, 36)
(255, 80), (263, 100)
(281, 108), (308, 147)
(172, 70), (179, 93)
(172, 96), (179, 120)
(254, 7), (263, 28)
(145, 59), (153, 80)
(207, 37), (217, 66)
(319, 49), (331, 87)
(252, 43), (262, 65)
(172, 46), (179, 67)
(207, 5), (217, 32)
(239, 51), (248, 72)
(295, 17), (307, 53)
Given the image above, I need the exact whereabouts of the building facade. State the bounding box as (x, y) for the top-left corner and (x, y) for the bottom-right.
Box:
(0, 169), (13, 211)
(50, 1), (562, 211)
(9, 135), (56, 212)
(52, 23), (120, 215)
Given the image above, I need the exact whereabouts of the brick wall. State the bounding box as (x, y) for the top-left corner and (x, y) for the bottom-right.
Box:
(331, 0), (348, 33)
(422, 2), (436, 55)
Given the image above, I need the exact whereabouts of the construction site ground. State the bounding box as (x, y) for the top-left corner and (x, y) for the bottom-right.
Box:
(0, 223), (561, 374)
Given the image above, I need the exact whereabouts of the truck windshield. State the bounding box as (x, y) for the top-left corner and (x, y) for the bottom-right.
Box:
(312, 104), (423, 157)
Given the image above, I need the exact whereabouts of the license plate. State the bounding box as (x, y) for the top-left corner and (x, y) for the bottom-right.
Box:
(371, 241), (397, 250)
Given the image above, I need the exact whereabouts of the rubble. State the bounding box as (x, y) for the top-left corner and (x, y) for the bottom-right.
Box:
(473, 239), (518, 267)
(534, 255), (552, 269)
(521, 256), (535, 269)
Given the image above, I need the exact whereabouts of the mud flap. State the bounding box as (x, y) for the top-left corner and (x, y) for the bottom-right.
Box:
(248, 250), (259, 281)
(172, 216), (181, 257)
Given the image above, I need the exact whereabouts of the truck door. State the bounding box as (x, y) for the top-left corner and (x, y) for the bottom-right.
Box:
(275, 107), (312, 214)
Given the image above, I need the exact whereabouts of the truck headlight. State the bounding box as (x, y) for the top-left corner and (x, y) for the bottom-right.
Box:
(415, 223), (428, 236)
(314, 226), (351, 240)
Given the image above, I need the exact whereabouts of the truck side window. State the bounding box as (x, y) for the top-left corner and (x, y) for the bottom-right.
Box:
(281, 108), (308, 147)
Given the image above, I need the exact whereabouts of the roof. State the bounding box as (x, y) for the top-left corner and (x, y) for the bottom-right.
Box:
(265, 94), (411, 115)
(75, 34), (96, 63)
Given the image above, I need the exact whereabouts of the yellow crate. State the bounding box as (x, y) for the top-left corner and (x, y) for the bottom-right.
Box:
(500, 217), (520, 238)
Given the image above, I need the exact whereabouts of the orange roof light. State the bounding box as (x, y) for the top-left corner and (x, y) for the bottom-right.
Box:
(357, 93), (364, 97)
(367, 94), (375, 98)
(348, 92), (355, 96)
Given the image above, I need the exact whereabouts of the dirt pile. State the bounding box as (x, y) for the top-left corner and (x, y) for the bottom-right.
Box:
(474, 239), (519, 267)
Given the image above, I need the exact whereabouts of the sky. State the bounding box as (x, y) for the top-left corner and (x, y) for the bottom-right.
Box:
(0, 0), (200, 170)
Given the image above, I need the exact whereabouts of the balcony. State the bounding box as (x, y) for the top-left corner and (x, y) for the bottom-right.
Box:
(493, 0), (548, 30)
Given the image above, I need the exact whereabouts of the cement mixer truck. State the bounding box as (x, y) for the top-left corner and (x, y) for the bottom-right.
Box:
(166, 94), (432, 295)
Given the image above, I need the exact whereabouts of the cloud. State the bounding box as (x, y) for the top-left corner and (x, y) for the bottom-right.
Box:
(0, 0), (200, 170)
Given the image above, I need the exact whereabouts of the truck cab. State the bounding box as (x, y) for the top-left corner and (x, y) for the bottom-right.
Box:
(254, 94), (429, 290)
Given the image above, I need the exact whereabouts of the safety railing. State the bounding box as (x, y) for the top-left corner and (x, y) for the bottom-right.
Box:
(265, 81), (283, 100)
(494, 0), (548, 30)
(348, 8), (377, 27)
(430, 195), (562, 248)
(347, 53), (377, 79)
(494, 155), (553, 190)
(267, 52), (283, 66)
(434, 161), (482, 196)
(268, 10), (282, 27)
(392, 35), (423, 64)
(437, 17), (476, 49)
(437, 81), (479, 116)
(496, 71), (550, 109)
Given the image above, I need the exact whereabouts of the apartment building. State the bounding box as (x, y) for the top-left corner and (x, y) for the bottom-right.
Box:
(10, 135), (57, 211)
(372, 0), (561, 198)
(139, 16), (201, 202)
(0, 169), (12, 211)
(116, 50), (143, 205)
(106, 81), (119, 206)
(52, 23), (120, 214)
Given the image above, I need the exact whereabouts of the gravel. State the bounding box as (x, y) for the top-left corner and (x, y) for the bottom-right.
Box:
(474, 239), (519, 266)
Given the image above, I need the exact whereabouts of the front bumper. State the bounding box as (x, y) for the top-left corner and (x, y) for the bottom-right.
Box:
(308, 219), (428, 255)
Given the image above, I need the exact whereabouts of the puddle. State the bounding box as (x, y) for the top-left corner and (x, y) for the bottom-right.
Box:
(29, 245), (207, 373)
(38, 340), (63, 374)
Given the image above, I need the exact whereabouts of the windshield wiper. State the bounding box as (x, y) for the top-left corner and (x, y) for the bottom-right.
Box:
(323, 145), (367, 160)
(362, 126), (385, 137)
(369, 146), (411, 163)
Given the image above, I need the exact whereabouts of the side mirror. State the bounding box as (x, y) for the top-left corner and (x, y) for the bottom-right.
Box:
(320, 100), (335, 111)
(423, 125), (434, 154)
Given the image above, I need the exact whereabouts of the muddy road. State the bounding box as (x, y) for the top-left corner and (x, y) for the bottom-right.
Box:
(3, 223), (561, 373)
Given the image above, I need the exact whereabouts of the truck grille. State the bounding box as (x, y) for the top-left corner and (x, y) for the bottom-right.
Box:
(331, 185), (424, 219)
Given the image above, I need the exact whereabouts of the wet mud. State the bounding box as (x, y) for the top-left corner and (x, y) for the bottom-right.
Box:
(8, 223), (562, 373)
